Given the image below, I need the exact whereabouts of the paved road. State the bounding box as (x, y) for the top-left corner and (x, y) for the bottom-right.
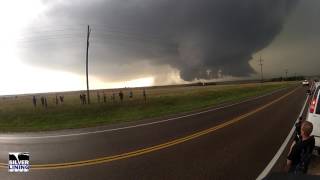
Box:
(0, 86), (307, 180)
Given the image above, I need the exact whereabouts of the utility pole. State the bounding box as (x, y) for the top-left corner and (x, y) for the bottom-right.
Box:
(86, 25), (91, 104)
(285, 69), (288, 81)
(259, 56), (264, 83)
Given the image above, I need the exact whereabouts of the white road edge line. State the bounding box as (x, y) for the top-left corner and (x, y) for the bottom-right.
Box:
(256, 94), (309, 180)
(0, 87), (288, 140)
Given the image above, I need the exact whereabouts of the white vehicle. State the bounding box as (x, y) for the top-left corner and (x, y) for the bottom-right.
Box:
(307, 84), (320, 151)
(302, 80), (309, 86)
(310, 82), (320, 95)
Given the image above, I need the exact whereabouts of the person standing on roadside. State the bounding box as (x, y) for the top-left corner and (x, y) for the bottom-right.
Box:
(59, 96), (64, 104)
(287, 121), (315, 174)
(32, 96), (37, 107)
(55, 95), (59, 105)
(103, 92), (107, 103)
(80, 94), (83, 104)
(83, 94), (87, 104)
(119, 91), (124, 103)
(40, 96), (45, 107)
(44, 97), (48, 108)
(143, 88), (147, 103)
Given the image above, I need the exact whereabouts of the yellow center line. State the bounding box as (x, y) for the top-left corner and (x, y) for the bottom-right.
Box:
(0, 88), (297, 170)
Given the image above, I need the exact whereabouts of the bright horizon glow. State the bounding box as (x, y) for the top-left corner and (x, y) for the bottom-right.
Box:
(0, 0), (155, 96)
(93, 77), (155, 90)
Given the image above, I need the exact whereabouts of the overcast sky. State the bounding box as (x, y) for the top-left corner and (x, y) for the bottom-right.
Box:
(251, 0), (320, 78)
(0, 0), (319, 95)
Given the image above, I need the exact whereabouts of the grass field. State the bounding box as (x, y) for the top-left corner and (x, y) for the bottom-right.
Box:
(0, 82), (296, 132)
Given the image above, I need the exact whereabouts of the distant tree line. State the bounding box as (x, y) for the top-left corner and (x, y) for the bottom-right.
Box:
(270, 76), (305, 82)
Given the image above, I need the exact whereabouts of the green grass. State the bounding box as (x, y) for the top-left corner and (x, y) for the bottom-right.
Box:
(0, 82), (296, 132)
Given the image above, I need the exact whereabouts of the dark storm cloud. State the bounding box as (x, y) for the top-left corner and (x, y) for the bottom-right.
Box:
(253, 0), (320, 77)
(20, 0), (299, 81)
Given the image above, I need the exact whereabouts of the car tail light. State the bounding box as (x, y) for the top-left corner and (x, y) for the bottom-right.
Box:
(310, 98), (317, 113)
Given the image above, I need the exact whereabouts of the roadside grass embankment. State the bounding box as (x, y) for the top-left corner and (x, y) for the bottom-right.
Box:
(0, 82), (296, 132)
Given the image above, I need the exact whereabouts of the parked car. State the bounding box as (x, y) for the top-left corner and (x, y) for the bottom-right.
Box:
(310, 82), (320, 95)
(307, 84), (320, 153)
(302, 80), (309, 86)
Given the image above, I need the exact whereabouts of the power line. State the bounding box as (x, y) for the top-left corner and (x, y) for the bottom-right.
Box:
(15, 29), (173, 47)
(19, 28), (84, 37)
(92, 27), (165, 40)
(92, 32), (168, 45)
(12, 23), (178, 48)
(21, 24), (85, 31)
(91, 32), (177, 49)
(16, 41), (84, 49)
(15, 35), (85, 44)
